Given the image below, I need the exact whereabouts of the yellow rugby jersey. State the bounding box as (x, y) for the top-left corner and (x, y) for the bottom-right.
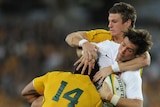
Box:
(33, 71), (102, 107)
(86, 29), (112, 42)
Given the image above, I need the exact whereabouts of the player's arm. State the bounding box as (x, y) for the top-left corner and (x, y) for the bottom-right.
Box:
(65, 30), (99, 55)
(66, 31), (98, 73)
(65, 31), (88, 47)
(118, 51), (150, 71)
(31, 96), (43, 107)
(99, 83), (143, 107)
(93, 52), (150, 83)
(109, 51), (150, 74)
(66, 31), (98, 59)
(21, 81), (41, 104)
(108, 94), (142, 107)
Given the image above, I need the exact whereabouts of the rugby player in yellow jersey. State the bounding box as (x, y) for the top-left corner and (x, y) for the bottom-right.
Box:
(21, 62), (103, 107)
(65, 2), (150, 75)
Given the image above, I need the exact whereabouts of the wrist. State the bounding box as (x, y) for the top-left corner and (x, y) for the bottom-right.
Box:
(111, 61), (120, 72)
(107, 93), (113, 101)
(108, 66), (114, 74)
(110, 94), (120, 106)
(78, 39), (88, 47)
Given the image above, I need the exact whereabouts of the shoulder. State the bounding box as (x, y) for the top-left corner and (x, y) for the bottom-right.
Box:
(86, 29), (110, 33)
(86, 29), (112, 42)
(97, 40), (119, 51)
(34, 71), (69, 81)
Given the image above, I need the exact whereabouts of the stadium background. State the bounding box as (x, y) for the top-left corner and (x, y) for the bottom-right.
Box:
(0, 0), (159, 107)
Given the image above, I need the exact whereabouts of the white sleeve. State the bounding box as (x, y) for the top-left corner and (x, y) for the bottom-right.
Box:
(120, 70), (143, 100)
(95, 40), (119, 69)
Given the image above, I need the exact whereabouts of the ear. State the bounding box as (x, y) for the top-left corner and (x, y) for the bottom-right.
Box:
(125, 19), (132, 28)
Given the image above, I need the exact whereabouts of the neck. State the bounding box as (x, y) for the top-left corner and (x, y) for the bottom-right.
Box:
(113, 36), (124, 43)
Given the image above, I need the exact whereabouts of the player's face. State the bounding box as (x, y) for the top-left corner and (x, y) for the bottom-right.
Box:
(108, 13), (130, 38)
(117, 37), (137, 62)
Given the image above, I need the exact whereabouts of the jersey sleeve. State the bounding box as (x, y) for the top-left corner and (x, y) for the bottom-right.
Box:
(86, 29), (112, 42)
(33, 73), (49, 95)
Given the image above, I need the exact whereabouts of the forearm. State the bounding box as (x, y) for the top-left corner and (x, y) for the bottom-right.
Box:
(65, 31), (87, 47)
(116, 97), (142, 107)
(105, 94), (142, 107)
(100, 83), (142, 107)
(118, 51), (150, 71)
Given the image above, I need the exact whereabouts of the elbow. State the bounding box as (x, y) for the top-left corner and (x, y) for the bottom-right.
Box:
(142, 52), (151, 67)
(21, 88), (26, 96)
(65, 34), (74, 47)
(65, 34), (71, 46)
(143, 59), (150, 67)
(65, 31), (87, 47)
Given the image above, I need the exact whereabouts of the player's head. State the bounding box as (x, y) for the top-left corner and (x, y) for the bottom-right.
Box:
(73, 61), (99, 81)
(72, 61), (103, 107)
(108, 2), (137, 39)
(109, 2), (137, 28)
(117, 28), (153, 62)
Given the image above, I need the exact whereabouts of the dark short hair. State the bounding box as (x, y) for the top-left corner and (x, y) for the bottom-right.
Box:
(124, 28), (153, 55)
(109, 2), (137, 28)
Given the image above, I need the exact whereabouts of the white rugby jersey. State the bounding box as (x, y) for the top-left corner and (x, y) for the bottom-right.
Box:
(96, 40), (143, 100)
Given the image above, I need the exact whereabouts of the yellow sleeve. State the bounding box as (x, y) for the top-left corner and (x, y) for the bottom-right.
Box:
(33, 73), (49, 95)
(86, 29), (112, 43)
(140, 68), (143, 77)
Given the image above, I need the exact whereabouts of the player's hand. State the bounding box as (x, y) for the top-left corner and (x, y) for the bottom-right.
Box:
(74, 55), (95, 75)
(82, 42), (98, 61)
(75, 42), (98, 75)
(99, 82), (112, 101)
(93, 66), (112, 84)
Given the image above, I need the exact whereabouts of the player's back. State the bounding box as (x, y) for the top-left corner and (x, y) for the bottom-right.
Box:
(34, 71), (102, 107)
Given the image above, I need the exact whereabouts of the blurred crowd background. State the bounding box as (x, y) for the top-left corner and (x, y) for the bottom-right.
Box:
(0, 0), (159, 107)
